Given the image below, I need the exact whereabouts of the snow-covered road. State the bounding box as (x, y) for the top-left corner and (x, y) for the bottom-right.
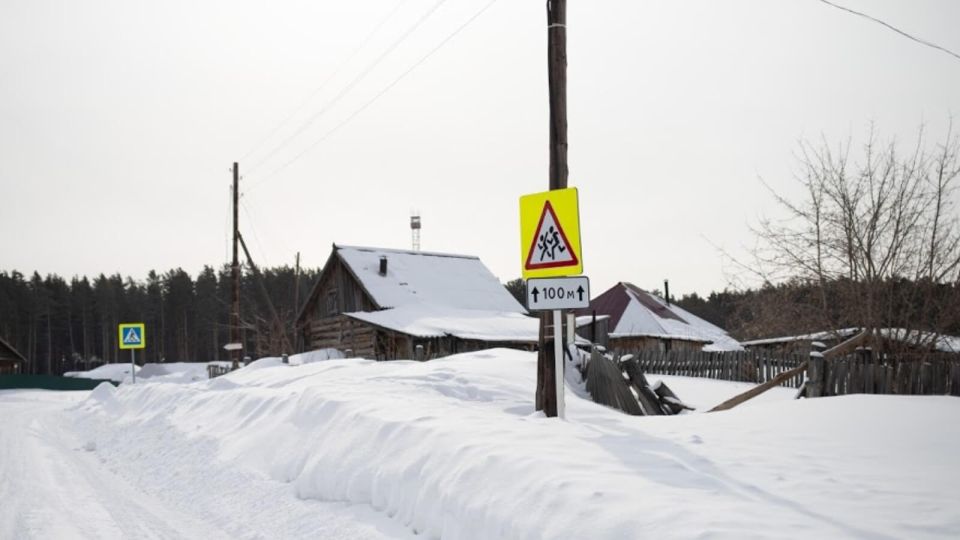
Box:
(0, 390), (414, 540)
(0, 391), (222, 538)
(4, 350), (959, 539)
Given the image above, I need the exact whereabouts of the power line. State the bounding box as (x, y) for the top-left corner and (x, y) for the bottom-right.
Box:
(817, 0), (960, 63)
(238, 0), (411, 164)
(247, 0), (500, 192)
(239, 199), (273, 268)
(244, 0), (451, 176)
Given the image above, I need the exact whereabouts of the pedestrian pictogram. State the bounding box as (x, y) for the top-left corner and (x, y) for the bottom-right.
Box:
(519, 187), (583, 278)
(118, 323), (145, 350)
(124, 328), (140, 344)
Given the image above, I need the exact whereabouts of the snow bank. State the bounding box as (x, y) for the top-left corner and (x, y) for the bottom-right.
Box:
(137, 362), (209, 383)
(64, 363), (139, 383)
(70, 349), (960, 539)
(288, 348), (345, 365)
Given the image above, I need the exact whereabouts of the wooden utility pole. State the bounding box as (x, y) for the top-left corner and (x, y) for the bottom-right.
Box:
(536, 0), (568, 417)
(230, 162), (241, 367)
(294, 252), (302, 353)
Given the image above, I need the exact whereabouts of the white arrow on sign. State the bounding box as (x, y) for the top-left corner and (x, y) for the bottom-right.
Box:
(525, 276), (590, 311)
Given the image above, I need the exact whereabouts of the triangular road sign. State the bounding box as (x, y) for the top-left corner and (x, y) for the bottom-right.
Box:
(525, 201), (579, 271)
(123, 327), (141, 345)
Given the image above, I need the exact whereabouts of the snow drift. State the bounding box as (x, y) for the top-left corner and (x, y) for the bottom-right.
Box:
(71, 349), (960, 539)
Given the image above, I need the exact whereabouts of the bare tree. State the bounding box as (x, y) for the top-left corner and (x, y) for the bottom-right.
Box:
(750, 122), (960, 348)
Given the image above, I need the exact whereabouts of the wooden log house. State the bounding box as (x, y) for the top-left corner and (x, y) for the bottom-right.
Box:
(296, 245), (537, 360)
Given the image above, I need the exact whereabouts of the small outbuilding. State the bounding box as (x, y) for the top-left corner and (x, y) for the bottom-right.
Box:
(577, 282), (742, 353)
(296, 245), (537, 360)
(0, 335), (27, 374)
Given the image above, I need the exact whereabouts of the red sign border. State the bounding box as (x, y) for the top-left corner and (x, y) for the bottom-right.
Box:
(524, 200), (580, 270)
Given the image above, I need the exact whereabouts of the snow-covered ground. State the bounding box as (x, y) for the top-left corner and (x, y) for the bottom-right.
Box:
(63, 362), (140, 382)
(3, 349), (959, 539)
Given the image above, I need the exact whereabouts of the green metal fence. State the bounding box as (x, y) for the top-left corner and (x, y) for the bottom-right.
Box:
(0, 375), (118, 391)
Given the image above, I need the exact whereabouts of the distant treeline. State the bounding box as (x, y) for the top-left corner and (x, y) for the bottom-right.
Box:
(0, 265), (321, 374)
(4, 267), (958, 375)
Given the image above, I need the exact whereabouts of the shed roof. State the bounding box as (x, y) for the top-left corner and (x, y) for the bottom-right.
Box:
(742, 328), (960, 353)
(335, 245), (526, 313)
(580, 282), (742, 351)
(0, 335), (27, 363)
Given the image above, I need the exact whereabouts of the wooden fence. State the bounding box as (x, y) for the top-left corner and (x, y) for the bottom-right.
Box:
(628, 348), (960, 397)
(808, 352), (960, 397)
(630, 349), (807, 388)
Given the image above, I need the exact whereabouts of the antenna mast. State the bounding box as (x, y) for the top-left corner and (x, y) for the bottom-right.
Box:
(410, 213), (421, 251)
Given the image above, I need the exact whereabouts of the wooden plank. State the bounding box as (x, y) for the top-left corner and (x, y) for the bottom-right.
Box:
(709, 361), (809, 412)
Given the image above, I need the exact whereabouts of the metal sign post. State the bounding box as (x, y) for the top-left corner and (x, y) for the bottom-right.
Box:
(552, 309), (565, 418)
(118, 323), (145, 384)
(525, 277), (589, 420)
(520, 187), (587, 419)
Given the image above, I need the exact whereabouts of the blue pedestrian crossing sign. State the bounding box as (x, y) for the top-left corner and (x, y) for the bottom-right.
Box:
(118, 323), (146, 350)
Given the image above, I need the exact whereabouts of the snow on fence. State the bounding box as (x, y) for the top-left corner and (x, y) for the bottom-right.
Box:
(631, 348), (960, 397)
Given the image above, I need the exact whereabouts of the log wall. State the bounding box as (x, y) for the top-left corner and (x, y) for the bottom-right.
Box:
(306, 315), (377, 358)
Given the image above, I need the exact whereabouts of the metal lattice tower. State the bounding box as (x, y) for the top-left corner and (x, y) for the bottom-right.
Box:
(410, 214), (421, 251)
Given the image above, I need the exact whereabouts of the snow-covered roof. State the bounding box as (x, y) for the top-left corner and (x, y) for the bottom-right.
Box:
(582, 283), (742, 351)
(881, 329), (960, 353)
(337, 245), (525, 313)
(742, 328), (960, 353)
(741, 328), (860, 347)
(345, 304), (540, 342)
(574, 314), (610, 328)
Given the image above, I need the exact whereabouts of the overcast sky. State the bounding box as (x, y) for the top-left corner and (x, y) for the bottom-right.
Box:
(2, 0), (959, 298)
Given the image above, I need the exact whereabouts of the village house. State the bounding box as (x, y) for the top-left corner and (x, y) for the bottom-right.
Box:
(0, 335), (26, 374)
(296, 245), (538, 360)
(576, 282), (742, 353)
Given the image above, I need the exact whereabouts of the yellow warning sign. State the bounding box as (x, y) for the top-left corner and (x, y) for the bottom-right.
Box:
(519, 187), (583, 279)
(118, 323), (146, 350)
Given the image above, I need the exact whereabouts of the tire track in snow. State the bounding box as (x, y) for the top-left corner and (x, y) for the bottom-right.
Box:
(0, 390), (227, 539)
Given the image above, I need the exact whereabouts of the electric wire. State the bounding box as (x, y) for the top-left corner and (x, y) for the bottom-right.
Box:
(244, 0), (450, 176)
(238, 0), (411, 164)
(246, 0), (500, 193)
(817, 0), (960, 63)
(239, 199), (273, 268)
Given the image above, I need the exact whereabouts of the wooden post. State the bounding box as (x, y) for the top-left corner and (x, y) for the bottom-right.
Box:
(536, 0), (568, 417)
(293, 251), (302, 353)
(230, 162), (241, 368)
(806, 351), (824, 398)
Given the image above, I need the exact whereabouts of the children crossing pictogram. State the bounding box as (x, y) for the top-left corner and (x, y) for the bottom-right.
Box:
(525, 201), (578, 270)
